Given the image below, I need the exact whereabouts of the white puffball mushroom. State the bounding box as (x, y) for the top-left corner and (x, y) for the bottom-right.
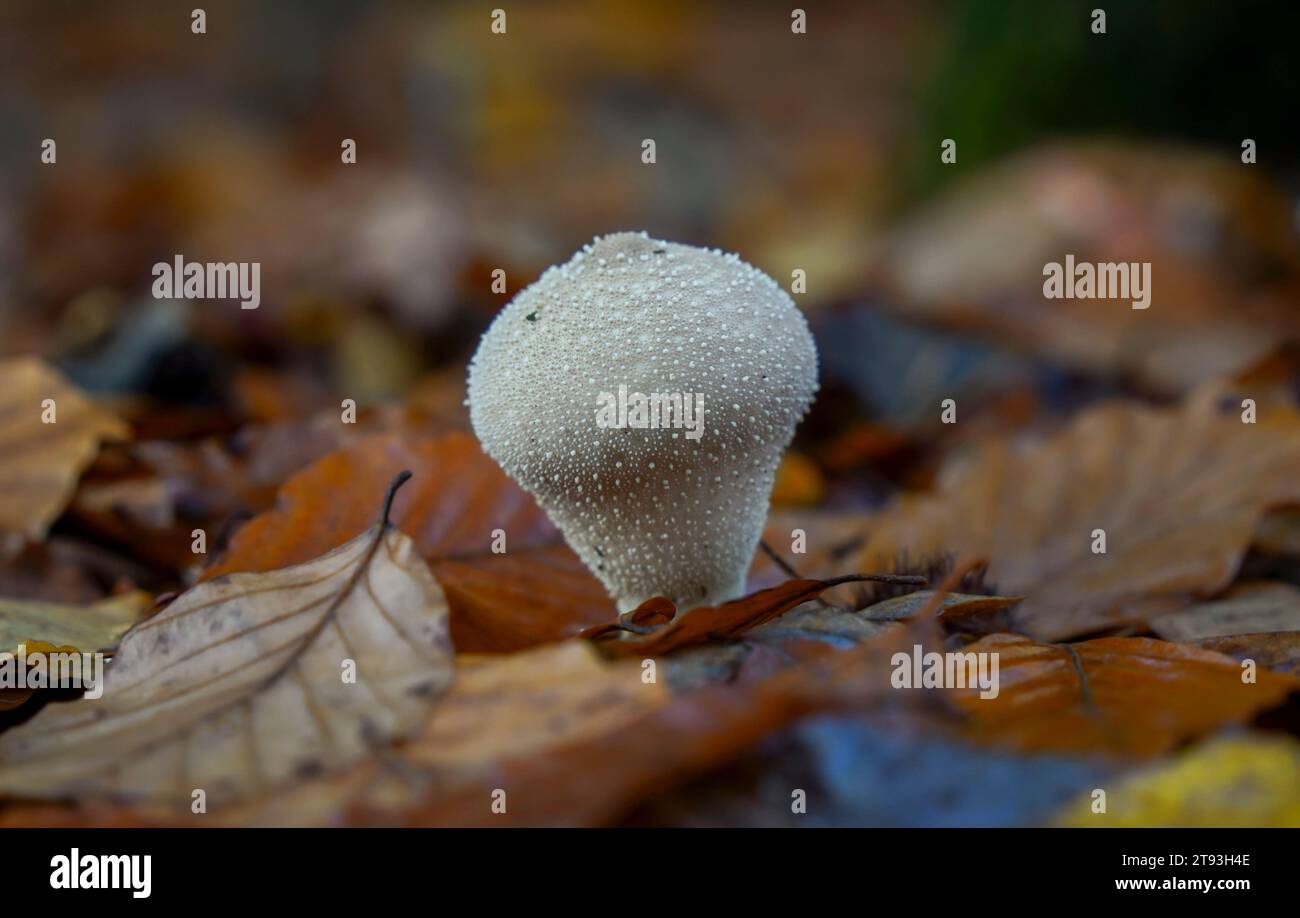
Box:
(467, 231), (818, 613)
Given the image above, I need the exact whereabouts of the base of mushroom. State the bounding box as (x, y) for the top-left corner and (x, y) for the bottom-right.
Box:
(614, 573), (748, 615)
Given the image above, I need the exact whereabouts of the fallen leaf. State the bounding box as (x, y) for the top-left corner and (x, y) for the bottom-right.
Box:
(858, 393), (1300, 640)
(581, 574), (920, 657)
(1054, 734), (1300, 827)
(0, 472), (453, 808)
(1190, 632), (1300, 676)
(879, 143), (1300, 393)
(0, 357), (128, 546)
(0, 618), (918, 827)
(1150, 582), (1300, 641)
(189, 641), (668, 826)
(863, 590), (1021, 625)
(203, 433), (613, 653)
(750, 591), (1019, 648)
(0, 591), (152, 656)
(0, 639), (667, 826)
(950, 634), (1300, 758)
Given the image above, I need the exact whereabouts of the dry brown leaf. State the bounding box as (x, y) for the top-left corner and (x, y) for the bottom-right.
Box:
(202, 433), (613, 653)
(747, 590), (1019, 648)
(0, 619), (923, 827)
(1191, 632), (1300, 676)
(581, 574), (921, 657)
(162, 641), (668, 826)
(880, 143), (1300, 393)
(950, 634), (1300, 758)
(1151, 582), (1300, 641)
(339, 630), (910, 827)
(857, 393), (1300, 640)
(0, 640), (668, 826)
(0, 473), (453, 808)
(0, 357), (128, 546)
(863, 590), (1021, 624)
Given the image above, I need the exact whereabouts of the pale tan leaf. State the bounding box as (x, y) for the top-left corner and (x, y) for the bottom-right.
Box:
(0, 476), (453, 808)
(0, 591), (153, 656)
(0, 357), (128, 544)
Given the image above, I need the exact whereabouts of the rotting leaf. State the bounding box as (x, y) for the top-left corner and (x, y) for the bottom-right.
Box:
(0, 471), (453, 808)
(0, 357), (128, 547)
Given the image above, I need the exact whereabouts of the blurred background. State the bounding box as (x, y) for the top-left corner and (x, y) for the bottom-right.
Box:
(1, 0), (1299, 579)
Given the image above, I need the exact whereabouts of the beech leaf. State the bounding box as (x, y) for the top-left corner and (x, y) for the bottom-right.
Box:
(0, 472), (453, 807)
(0, 357), (127, 545)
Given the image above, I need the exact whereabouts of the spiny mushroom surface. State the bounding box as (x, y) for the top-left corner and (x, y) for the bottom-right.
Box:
(467, 231), (818, 613)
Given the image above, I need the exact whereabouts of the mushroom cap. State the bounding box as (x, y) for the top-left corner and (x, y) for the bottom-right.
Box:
(468, 231), (818, 611)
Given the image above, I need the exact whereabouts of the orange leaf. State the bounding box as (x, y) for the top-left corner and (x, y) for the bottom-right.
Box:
(0, 357), (127, 545)
(582, 575), (908, 657)
(203, 432), (613, 652)
(949, 634), (1300, 758)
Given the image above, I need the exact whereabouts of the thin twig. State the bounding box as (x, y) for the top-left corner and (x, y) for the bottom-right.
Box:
(760, 539), (835, 609)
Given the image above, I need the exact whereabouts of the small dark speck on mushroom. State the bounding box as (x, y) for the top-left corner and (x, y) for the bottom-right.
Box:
(525, 311), (539, 322)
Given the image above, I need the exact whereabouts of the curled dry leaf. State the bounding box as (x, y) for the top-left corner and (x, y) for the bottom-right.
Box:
(0, 357), (127, 546)
(0, 473), (453, 808)
(949, 634), (1300, 758)
(858, 393), (1300, 640)
(581, 574), (924, 657)
(203, 433), (613, 653)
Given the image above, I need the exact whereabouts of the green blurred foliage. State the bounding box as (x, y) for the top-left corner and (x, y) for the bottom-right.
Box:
(908, 0), (1300, 199)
